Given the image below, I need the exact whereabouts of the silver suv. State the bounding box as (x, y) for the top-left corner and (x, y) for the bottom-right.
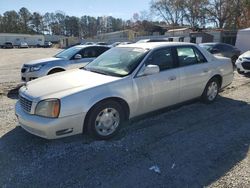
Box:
(21, 45), (110, 82)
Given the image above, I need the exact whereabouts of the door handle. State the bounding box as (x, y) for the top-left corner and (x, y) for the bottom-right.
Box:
(168, 76), (176, 81)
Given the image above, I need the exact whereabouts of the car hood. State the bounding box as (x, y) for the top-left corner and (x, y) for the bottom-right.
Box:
(24, 57), (64, 66)
(20, 69), (121, 99)
(240, 51), (250, 58)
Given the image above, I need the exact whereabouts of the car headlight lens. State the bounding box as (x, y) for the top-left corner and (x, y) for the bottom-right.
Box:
(239, 57), (243, 61)
(29, 65), (44, 72)
(35, 99), (60, 118)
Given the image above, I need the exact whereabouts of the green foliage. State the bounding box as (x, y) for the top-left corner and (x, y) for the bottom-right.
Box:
(0, 2), (249, 36)
(0, 8), (126, 37)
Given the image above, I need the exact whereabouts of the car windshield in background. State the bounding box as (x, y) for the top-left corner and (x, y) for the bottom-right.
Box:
(84, 47), (148, 77)
(199, 44), (214, 51)
(55, 46), (81, 59)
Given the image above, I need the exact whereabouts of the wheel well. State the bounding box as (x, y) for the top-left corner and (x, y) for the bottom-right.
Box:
(211, 75), (222, 87)
(83, 97), (130, 133)
(48, 68), (65, 75)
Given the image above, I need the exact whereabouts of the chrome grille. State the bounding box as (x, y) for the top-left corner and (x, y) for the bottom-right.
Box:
(19, 95), (32, 113)
(242, 62), (250, 70)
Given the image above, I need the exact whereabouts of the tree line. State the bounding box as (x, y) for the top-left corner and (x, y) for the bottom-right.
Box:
(151, 0), (250, 29)
(0, 1), (250, 38)
(0, 7), (133, 38)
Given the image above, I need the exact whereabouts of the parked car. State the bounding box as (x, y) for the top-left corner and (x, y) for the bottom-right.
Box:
(19, 42), (29, 48)
(21, 45), (110, 82)
(235, 51), (250, 74)
(84, 42), (96, 45)
(15, 42), (233, 140)
(96, 42), (109, 46)
(44, 41), (52, 48)
(3, 42), (14, 49)
(199, 42), (241, 65)
(110, 42), (133, 47)
(65, 42), (81, 49)
(136, 38), (169, 43)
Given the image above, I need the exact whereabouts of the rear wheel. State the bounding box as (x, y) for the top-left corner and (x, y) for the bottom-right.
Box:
(86, 100), (125, 140)
(202, 78), (220, 103)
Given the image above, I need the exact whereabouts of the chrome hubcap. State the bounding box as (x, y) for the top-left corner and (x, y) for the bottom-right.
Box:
(95, 108), (120, 136)
(207, 81), (218, 101)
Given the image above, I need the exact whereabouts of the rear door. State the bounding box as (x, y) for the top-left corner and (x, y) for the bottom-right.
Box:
(175, 46), (211, 102)
(134, 47), (180, 115)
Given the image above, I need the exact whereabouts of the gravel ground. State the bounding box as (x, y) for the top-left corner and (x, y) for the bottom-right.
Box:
(0, 48), (249, 188)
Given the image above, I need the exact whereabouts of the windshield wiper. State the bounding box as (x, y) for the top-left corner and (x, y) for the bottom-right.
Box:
(87, 68), (109, 75)
(80, 66), (88, 70)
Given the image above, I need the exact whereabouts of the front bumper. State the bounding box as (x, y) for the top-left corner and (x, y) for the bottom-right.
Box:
(21, 66), (48, 82)
(21, 71), (40, 82)
(236, 61), (250, 74)
(15, 102), (85, 139)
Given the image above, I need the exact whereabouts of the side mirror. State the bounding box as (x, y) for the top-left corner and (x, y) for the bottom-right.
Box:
(139, 64), (160, 76)
(74, 54), (82, 59)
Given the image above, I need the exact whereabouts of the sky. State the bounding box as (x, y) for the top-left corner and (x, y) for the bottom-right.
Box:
(0, 0), (151, 20)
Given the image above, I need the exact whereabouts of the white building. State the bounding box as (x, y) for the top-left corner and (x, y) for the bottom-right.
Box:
(235, 28), (250, 53)
(0, 33), (45, 46)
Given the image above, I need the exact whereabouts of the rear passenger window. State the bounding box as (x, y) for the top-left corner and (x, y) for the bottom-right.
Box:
(193, 48), (207, 63)
(177, 47), (206, 66)
(146, 48), (174, 71)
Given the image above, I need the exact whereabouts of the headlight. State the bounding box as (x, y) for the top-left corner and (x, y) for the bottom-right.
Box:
(35, 99), (60, 118)
(29, 65), (44, 72)
(239, 58), (243, 61)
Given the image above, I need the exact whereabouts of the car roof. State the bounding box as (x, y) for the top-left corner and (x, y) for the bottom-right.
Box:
(200, 42), (233, 46)
(74, 44), (110, 48)
(118, 42), (197, 50)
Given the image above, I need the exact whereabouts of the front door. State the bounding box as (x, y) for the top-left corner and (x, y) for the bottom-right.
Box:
(134, 48), (180, 116)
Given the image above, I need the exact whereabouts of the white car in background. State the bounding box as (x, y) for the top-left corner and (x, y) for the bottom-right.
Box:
(21, 45), (110, 82)
(235, 51), (250, 74)
(19, 42), (29, 48)
(15, 42), (233, 140)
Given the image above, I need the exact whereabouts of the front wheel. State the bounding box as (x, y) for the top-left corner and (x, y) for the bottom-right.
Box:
(86, 100), (125, 140)
(202, 78), (220, 104)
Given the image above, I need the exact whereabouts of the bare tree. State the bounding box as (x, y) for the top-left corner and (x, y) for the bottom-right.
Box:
(206, 0), (233, 28)
(182, 0), (208, 27)
(150, 0), (184, 26)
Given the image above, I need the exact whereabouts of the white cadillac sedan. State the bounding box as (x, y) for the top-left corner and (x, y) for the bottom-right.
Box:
(15, 42), (234, 140)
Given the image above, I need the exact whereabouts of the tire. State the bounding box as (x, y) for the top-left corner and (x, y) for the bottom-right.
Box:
(48, 69), (64, 75)
(236, 68), (244, 75)
(86, 100), (125, 140)
(201, 78), (220, 104)
(231, 56), (238, 66)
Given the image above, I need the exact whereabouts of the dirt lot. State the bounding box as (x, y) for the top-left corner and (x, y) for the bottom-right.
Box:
(0, 48), (249, 187)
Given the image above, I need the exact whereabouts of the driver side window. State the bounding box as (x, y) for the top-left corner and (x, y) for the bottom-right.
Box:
(146, 48), (174, 71)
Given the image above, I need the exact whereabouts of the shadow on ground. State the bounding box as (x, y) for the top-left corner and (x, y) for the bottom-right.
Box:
(0, 96), (249, 187)
(7, 83), (24, 99)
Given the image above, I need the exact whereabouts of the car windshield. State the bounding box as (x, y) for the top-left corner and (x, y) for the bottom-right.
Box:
(55, 46), (81, 59)
(84, 47), (148, 77)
